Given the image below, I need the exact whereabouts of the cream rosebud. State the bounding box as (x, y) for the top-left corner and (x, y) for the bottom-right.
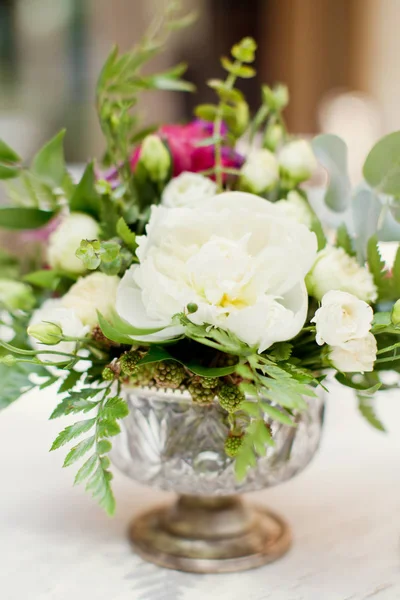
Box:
(263, 123), (284, 151)
(312, 290), (373, 346)
(139, 135), (171, 182)
(27, 322), (63, 345)
(161, 172), (217, 208)
(62, 272), (120, 328)
(239, 149), (279, 194)
(29, 299), (88, 363)
(391, 299), (400, 325)
(279, 139), (317, 182)
(329, 333), (377, 373)
(306, 246), (377, 303)
(275, 191), (314, 227)
(47, 212), (100, 275)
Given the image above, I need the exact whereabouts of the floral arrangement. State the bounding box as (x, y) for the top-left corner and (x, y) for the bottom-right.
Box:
(2, 4), (400, 515)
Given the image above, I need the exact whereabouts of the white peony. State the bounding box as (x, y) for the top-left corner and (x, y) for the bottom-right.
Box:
(161, 172), (218, 208)
(116, 191), (318, 352)
(239, 149), (279, 193)
(329, 333), (377, 373)
(311, 290), (373, 346)
(275, 191), (314, 227)
(279, 139), (317, 182)
(29, 298), (88, 363)
(306, 246), (377, 303)
(47, 212), (100, 275)
(62, 272), (120, 328)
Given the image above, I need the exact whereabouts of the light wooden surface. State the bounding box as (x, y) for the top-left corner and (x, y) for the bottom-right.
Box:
(1, 382), (399, 600)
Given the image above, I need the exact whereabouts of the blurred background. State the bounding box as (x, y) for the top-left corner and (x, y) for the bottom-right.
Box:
(0, 0), (398, 181)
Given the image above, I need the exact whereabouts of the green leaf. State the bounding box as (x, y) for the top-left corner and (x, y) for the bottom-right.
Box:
(137, 345), (239, 377)
(309, 216), (327, 252)
(0, 362), (49, 409)
(74, 455), (98, 486)
(312, 134), (351, 212)
(0, 139), (21, 163)
(392, 246), (400, 300)
(97, 439), (112, 455)
(97, 312), (137, 345)
(195, 104), (218, 122)
(260, 402), (295, 426)
(336, 223), (355, 256)
(0, 164), (20, 179)
(103, 395), (129, 419)
(24, 270), (61, 290)
(167, 10), (198, 30)
(0, 207), (56, 230)
(363, 131), (400, 194)
(69, 162), (102, 218)
(86, 464), (116, 515)
(221, 57), (256, 78)
(240, 400), (260, 416)
(58, 370), (82, 394)
(51, 418), (96, 451)
(116, 217), (137, 251)
(268, 342), (292, 362)
(63, 435), (96, 467)
(358, 395), (386, 432)
(144, 74), (195, 92)
(31, 130), (68, 189)
(98, 418), (121, 438)
(336, 373), (381, 394)
(367, 235), (391, 301)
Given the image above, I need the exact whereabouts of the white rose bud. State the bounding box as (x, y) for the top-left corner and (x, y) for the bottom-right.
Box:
(27, 322), (63, 346)
(275, 191), (314, 227)
(29, 299), (88, 363)
(161, 172), (217, 208)
(139, 134), (171, 182)
(306, 246), (377, 304)
(312, 290), (373, 346)
(62, 272), (120, 328)
(329, 333), (377, 373)
(47, 212), (100, 275)
(279, 139), (317, 183)
(239, 149), (279, 194)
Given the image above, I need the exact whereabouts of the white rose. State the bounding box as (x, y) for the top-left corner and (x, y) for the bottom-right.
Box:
(47, 212), (100, 275)
(279, 139), (317, 182)
(29, 298), (88, 363)
(239, 149), (279, 193)
(275, 191), (314, 227)
(161, 172), (217, 208)
(62, 272), (120, 328)
(311, 290), (373, 346)
(116, 191), (318, 352)
(329, 333), (377, 373)
(306, 246), (377, 303)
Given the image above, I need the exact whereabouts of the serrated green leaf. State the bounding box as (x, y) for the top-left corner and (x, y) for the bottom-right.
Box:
(103, 395), (129, 419)
(367, 235), (391, 301)
(51, 418), (96, 451)
(97, 439), (112, 455)
(0, 207), (56, 230)
(268, 342), (292, 362)
(58, 370), (82, 394)
(240, 400), (260, 416)
(86, 465), (116, 515)
(336, 223), (355, 256)
(260, 402), (295, 426)
(31, 130), (68, 189)
(98, 418), (121, 438)
(116, 217), (137, 251)
(63, 435), (96, 467)
(74, 455), (98, 486)
(392, 245), (400, 300)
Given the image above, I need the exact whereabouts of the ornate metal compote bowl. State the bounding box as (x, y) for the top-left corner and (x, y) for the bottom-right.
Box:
(111, 387), (325, 573)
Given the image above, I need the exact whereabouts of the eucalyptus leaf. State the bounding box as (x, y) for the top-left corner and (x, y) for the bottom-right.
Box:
(312, 134), (351, 212)
(363, 131), (400, 194)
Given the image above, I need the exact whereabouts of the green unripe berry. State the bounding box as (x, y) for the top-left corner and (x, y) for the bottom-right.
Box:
(189, 378), (217, 405)
(119, 351), (141, 376)
(102, 367), (115, 381)
(187, 303), (198, 314)
(218, 384), (245, 413)
(154, 360), (186, 389)
(224, 434), (243, 458)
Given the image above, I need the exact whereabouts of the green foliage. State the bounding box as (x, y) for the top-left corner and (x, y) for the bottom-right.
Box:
(0, 207), (56, 230)
(69, 163), (102, 219)
(50, 383), (129, 515)
(76, 238), (132, 276)
(357, 394), (386, 432)
(309, 215), (327, 252)
(31, 130), (70, 190)
(116, 217), (137, 251)
(363, 131), (400, 194)
(367, 235), (392, 302)
(0, 362), (49, 410)
(23, 270), (62, 291)
(0, 138), (21, 179)
(311, 134), (351, 213)
(336, 223), (355, 256)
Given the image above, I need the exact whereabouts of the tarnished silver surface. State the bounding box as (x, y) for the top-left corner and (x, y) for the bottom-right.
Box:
(111, 387), (325, 496)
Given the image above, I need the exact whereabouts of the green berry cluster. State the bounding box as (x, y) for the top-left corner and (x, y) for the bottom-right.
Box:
(102, 366), (115, 381)
(129, 364), (156, 388)
(119, 351), (141, 376)
(154, 360), (186, 388)
(224, 434), (243, 458)
(188, 377), (219, 405)
(218, 384), (245, 413)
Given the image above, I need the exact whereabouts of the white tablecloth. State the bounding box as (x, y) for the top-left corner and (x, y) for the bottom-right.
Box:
(1, 383), (399, 600)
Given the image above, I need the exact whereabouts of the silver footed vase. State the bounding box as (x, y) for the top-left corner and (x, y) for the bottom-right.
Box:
(111, 387), (325, 573)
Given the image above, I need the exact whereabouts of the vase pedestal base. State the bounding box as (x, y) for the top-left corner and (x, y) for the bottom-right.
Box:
(129, 495), (291, 574)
